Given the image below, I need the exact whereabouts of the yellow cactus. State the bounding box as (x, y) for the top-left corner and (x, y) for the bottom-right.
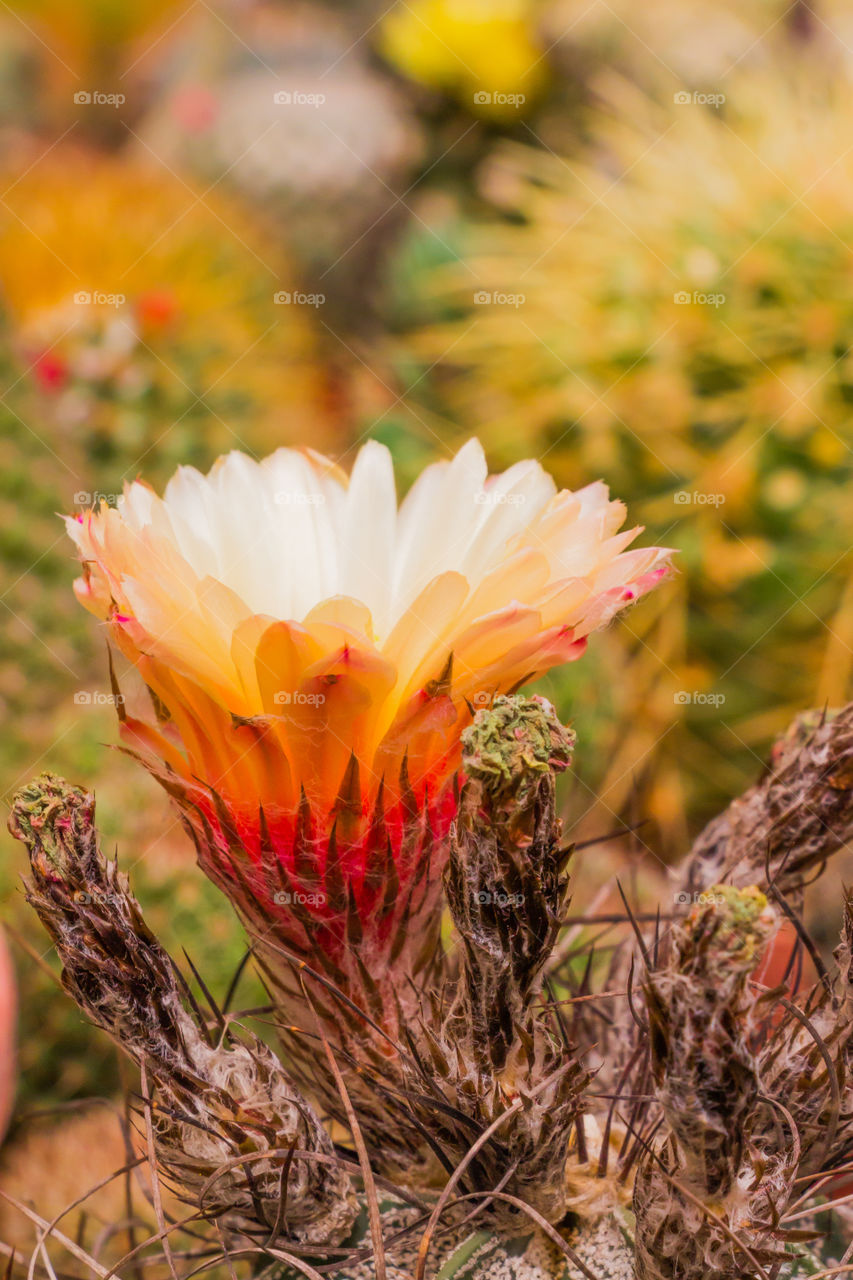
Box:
(0, 144), (331, 470)
(392, 66), (853, 841)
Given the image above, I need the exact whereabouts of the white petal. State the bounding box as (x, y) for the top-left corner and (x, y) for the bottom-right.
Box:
(393, 438), (488, 612)
(340, 441), (397, 633)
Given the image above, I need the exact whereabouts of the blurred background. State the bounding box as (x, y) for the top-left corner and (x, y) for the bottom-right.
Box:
(2, 0), (853, 1248)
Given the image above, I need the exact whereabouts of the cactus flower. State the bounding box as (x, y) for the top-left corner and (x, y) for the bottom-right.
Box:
(65, 439), (670, 1010)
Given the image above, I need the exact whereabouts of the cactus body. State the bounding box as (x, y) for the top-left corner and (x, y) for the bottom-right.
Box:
(10, 699), (853, 1278)
(277, 1204), (828, 1279)
(279, 1205), (635, 1280)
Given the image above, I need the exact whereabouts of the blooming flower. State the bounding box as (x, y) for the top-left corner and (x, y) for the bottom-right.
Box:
(66, 439), (670, 1015)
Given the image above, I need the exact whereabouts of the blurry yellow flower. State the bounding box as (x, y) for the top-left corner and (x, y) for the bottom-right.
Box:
(379, 0), (547, 117)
